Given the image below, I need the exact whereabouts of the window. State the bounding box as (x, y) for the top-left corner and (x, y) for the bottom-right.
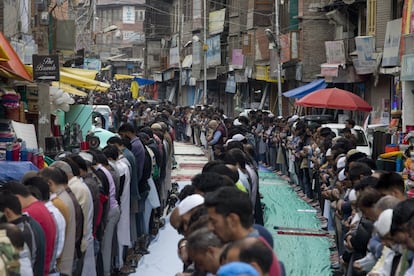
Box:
(392, 0), (403, 19)
(136, 10), (145, 22)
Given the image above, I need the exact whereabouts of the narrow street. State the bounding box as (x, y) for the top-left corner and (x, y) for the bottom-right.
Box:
(134, 142), (331, 275)
(134, 142), (207, 275)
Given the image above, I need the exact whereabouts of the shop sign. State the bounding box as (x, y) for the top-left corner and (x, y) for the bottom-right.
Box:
(401, 54), (414, 81)
(32, 54), (60, 81)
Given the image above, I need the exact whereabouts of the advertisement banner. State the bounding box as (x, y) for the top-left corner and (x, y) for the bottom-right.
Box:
(231, 49), (244, 69)
(206, 35), (221, 67)
(382, 19), (402, 67)
(209, 8), (226, 35)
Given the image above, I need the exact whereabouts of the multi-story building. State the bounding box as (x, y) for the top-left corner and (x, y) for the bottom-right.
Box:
(95, 0), (147, 74)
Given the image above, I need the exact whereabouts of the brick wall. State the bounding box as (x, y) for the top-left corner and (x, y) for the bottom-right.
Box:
(300, 0), (334, 82)
(301, 17), (334, 81)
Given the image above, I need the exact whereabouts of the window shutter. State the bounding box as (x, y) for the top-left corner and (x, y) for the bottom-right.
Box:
(367, 0), (377, 36)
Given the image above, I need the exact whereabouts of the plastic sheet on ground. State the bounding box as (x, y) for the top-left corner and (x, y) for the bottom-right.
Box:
(260, 170), (332, 276)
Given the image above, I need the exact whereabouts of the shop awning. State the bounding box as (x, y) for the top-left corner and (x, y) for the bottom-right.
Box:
(51, 82), (88, 97)
(60, 71), (110, 92)
(114, 74), (134, 80)
(134, 77), (155, 86)
(25, 66), (110, 92)
(0, 32), (32, 81)
(283, 79), (327, 99)
(61, 68), (98, 80)
(0, 45), (9, 62)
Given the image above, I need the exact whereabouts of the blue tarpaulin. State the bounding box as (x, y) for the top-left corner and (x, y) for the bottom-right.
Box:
(134, 77), (155, 86)
(0, 161), (38, 181)
(283, 79), (327, 99)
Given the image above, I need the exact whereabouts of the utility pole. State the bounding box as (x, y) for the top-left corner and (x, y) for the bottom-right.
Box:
(275, 0), (283, 117)
(203, 0), (207, 105)
(178, 0), (182, 105)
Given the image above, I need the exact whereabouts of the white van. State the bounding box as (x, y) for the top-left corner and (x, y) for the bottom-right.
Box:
(322, 123), (371, 157)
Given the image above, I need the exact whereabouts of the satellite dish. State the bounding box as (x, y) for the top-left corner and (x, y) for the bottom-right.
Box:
(343, 0), (355, 4)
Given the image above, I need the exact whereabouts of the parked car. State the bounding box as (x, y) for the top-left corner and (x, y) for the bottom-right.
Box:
(322, 123), (372, 157)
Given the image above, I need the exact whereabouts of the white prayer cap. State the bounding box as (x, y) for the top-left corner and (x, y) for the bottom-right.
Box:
(374, 209), (393, 237)
(178, 194), (205, 216)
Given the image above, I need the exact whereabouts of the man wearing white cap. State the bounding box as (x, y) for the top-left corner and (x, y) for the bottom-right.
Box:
(368, 209), (399, 276)
(176, 194), (205, 236)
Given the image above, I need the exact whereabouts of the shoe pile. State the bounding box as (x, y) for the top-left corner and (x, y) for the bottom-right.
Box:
(119, 235), (151, 275)
(165, 182), (180, 215)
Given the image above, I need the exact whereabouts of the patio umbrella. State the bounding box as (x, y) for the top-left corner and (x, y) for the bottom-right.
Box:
(295, 88), (372, 112)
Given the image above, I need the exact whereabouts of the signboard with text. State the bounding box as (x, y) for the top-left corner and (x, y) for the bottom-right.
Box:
(32, 54), (60, 81)
(123, 6), (135, 24)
